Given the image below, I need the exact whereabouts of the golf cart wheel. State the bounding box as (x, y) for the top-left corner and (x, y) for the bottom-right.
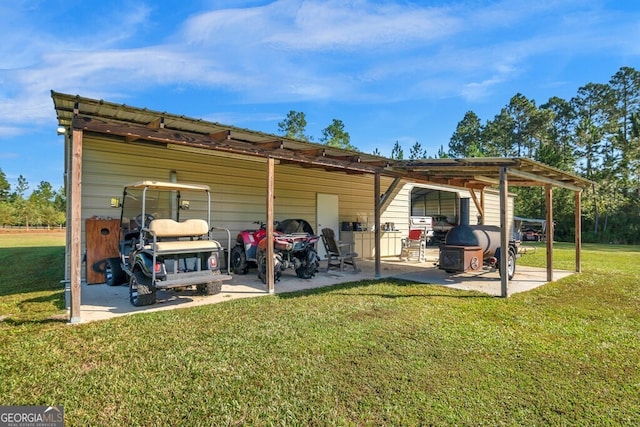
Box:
(296, 248), (319, 279)
(197, 281), (222, 296)
(129, 270), (156, 306)
(105, 257), (127, 286)
(230, 245), (249, 274)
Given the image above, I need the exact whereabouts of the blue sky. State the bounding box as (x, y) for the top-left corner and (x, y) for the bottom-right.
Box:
(1, 0), (639, 193)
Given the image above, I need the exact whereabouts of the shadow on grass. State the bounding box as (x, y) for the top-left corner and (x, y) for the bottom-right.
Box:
(0, 246), (65, 298)
(18, 291), (66, 310)
(276, 278), (493, 300)
(1, 316), (68, 327)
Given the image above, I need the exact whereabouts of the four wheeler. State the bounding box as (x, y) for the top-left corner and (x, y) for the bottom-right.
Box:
(229, 221), (270, 274)
(230, 218), (315, 274)
(105, 180), (231, 306)
(256, 231), (320, 283)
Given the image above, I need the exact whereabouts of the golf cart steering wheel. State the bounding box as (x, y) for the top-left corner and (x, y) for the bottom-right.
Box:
(134, 213), (156, 228)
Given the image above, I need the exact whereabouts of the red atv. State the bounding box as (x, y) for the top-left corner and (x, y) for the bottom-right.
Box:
(256, 228), (320, 283)
(229, 219), (316, 275)
(229, 221), (271, 274)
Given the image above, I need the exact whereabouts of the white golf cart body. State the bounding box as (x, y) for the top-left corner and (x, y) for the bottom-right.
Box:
(115, 180), (231, 306)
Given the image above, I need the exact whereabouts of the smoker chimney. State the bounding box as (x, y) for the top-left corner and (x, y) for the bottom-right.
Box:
(459, 198), (470, 226)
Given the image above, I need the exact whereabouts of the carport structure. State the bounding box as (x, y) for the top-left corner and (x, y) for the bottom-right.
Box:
(53, 92), (592, 323)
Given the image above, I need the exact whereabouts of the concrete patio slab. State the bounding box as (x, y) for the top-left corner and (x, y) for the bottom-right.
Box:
(72, 250), (574, 323)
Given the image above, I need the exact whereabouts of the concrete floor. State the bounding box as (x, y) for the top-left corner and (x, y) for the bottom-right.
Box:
(73, 249), (574, 323)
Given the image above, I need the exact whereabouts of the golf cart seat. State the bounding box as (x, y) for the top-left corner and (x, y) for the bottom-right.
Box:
(147, 219), (221, 254)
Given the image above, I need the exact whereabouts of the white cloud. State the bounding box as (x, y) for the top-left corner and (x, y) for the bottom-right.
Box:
(1, 0), (639, 132)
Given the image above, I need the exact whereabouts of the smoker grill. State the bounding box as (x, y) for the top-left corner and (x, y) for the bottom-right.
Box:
(438, 199), (519, 279)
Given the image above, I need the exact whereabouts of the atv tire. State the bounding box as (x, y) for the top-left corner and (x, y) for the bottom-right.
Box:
(295, 248), (319, 279)
(230, 245), (249, 274)
(129, 270), (156, 306)
(257, 249), (282, 284)
(105, 257), (127, 286)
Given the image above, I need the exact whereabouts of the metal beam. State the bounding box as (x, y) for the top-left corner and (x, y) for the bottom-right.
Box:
(507, 167), (582, 191)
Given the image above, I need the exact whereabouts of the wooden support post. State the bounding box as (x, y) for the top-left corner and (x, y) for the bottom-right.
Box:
(266, 157), (275, 294)
(499, 167), (509, 297)
(480, 188), (486, 225)
(69, 126), (83, 323)
(374, 172), (381, 279)
(545, 185), (554, 282)
(575, 190), (582, 273)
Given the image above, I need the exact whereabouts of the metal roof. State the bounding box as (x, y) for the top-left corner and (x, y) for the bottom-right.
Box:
(51, 91), (593, 191)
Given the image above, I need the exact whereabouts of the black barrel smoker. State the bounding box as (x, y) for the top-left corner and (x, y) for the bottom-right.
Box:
(438, 199), (519, 279)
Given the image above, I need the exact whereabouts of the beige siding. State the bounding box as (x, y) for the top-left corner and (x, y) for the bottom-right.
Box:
(70, 135), (514, 278)
(75, 136), (387, 276)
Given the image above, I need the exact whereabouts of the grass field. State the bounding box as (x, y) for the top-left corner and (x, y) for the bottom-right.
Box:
(0, 233), (638, 426)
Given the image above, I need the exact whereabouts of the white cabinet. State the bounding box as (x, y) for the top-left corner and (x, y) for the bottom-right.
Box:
(339, 231), (402, 259)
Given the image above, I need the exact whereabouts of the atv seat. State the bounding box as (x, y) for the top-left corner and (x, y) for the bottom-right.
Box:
(147, 219), (221, 254)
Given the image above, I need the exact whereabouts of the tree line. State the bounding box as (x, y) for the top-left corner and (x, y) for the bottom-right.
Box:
(443, 66), (640, 244)
(278, 66), (640, 244)
(0, 170), (66, 229)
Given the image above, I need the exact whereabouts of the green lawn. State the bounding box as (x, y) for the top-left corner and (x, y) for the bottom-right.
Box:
(1, 233), (639, 426)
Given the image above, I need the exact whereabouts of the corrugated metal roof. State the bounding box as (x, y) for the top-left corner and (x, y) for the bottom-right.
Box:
(51, 90), (593, 190)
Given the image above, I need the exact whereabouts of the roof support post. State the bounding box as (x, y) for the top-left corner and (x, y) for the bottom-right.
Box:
(266, 157), (275, 293)
(69, 122), (83, 323)
(545, 185), (554, 282)
(499, 167), (509, 297)
(374, 172), (381, 279)
(575, 190), (582, 273)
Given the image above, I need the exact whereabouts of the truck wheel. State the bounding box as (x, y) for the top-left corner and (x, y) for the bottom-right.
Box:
(230, 245), (249, 274)
(129, 270), (156, 306)
(296, 248), (319, 279)
(197, 281), (222, 295)
(105, 257), (126, 286)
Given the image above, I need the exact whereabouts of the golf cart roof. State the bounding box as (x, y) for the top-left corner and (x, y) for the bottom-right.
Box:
(124, 180), (210, 192)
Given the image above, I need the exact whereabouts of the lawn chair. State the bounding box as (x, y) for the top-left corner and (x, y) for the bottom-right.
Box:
(321, 228), (359, 272)
(399, 228), (427, 262)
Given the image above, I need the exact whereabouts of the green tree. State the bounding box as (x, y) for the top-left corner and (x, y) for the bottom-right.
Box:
(483, 109), (516, 156)
(449, 111), (484, 157)
(277, 110), (311, 141)
(30, 181), (55, 205)
(371, 147), (382, 156)
(0, 201), (13, 226)
(540, 96), (576, 170)
(409, 142), (428, 159)
(12, 175), (28, 201)
(320, 119), (356, 150)
(0, 169), (10, 201)
(390, 141), (404, 160)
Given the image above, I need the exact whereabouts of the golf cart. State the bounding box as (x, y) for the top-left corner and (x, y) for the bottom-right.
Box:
(106, 181), (231, 306)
